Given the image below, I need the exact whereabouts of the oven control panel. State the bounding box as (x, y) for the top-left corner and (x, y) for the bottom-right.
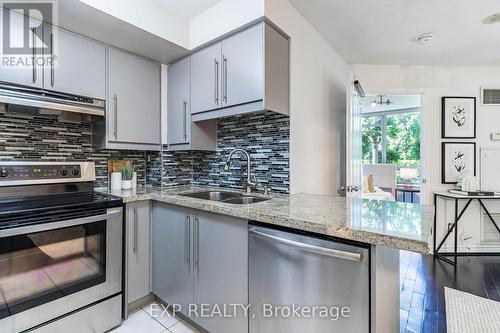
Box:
(0, 164), (81, 181)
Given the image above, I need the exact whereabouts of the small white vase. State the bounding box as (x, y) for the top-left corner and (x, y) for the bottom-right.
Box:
(122, 180), (132, 190)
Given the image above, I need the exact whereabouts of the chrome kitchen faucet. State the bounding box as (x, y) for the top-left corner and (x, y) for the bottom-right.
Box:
(224, 149), (257, 193)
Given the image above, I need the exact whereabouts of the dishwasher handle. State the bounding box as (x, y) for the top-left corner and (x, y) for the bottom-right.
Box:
(249, 228), (362, 262)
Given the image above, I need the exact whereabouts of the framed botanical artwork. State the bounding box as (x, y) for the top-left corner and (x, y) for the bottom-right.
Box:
(442, 142), (476, 184)
(441, 97), (476, 139)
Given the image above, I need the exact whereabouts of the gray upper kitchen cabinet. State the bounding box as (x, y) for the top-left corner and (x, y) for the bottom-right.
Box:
(125, 201), (151, 306)
(190, 43), (222, 114)
(166, 58), (216, 151)
(193, 211), (248, 333)
(221, 23), (263, 108)
(106, 48), (161, 149)
(189, 22), (289, 122)
(0, 9), (43, 88)
(167, 57), (190, 145)
(43, 25), (106, 99)
(151, 203), (193, 318)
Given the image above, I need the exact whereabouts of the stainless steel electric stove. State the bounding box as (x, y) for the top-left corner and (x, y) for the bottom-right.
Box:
(0, 162), (123, 333)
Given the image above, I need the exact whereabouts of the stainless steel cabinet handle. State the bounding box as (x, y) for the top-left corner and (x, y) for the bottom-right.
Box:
(214, 58), (219, 104)
(194, 216), (200, 271)
(249, 229), (362, 262)
(31, 28), (36, 83)
(113, 94), (118, 139)
(223, 56), (228, 102)
(50, 33), (54, 87)
(183, 99), (187, 141)
(185, 215), (191, 272)
(133, 207), (138, 253)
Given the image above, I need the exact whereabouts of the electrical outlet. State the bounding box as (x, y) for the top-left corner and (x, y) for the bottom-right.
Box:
(491, 132), (500, 141)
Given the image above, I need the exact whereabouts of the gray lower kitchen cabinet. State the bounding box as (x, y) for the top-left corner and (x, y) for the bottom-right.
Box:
(0, 9), (43, 88)
(190, 43), (222, 114)
(100, 48), (161, 150)
(43, 25), (106, 99)
(126, 201), (151, 305)
(167, 58), (216, 151)
(194, 211), (248, 333)
(152, 203), (248, 333)
(152, 203), (193, 318)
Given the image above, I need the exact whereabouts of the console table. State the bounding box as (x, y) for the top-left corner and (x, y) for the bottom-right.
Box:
(433, 192), (500, 265)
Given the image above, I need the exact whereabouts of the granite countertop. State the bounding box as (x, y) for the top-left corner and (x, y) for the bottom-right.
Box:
(98, 186), (434, 254)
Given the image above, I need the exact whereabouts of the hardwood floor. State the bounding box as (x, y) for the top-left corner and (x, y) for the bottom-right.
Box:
(399, 251), (500, 333)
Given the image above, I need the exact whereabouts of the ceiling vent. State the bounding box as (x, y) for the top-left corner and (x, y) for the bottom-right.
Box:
(481, 87), (500, 106)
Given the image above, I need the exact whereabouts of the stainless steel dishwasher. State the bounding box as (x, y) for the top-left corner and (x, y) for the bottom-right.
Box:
(249, 224), (370, 333)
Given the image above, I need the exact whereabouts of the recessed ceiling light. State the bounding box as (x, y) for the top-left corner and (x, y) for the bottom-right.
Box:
(416, 33), (433, 45)
(483, 12), (500, 24)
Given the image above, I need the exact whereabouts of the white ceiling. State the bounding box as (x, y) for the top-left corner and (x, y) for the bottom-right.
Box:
(289, 0), (500, 66)
(159, 0), (222, 19)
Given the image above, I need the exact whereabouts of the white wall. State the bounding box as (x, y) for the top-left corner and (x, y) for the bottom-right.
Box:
(79, 0), (190, 48)
(266, 0), (351, 195)
(353, 64), (500, 252)
(189, 0), (264, 49)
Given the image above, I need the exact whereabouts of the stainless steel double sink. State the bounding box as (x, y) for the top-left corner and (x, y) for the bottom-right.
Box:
(180, 191), (270, 205)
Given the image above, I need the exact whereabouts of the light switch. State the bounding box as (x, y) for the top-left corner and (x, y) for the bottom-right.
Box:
(491, 132), (500, 141)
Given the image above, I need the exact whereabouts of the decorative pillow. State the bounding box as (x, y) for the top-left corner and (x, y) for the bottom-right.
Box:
(362, 176), (369, 192)
(367, 175), (376, 193)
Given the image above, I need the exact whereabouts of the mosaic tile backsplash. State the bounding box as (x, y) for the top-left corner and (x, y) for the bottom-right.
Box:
(0, 107), (150, 188)
(161, 112), (290, 194)
(192, 112), (290, 193)
(0, 107), (290, 193)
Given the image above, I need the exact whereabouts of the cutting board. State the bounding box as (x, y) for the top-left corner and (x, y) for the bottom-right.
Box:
(107, 160), (132, 180)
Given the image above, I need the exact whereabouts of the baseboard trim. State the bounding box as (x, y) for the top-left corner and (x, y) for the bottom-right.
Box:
(153, 294), (208, 333)
(127, 293), (155, 315)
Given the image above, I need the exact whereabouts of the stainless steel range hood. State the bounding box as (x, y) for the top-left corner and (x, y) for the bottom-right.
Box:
(0, 83), (105, 117)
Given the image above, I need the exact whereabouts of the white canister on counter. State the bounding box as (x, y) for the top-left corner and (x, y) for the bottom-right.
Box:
(132, 172), (137, 189)
(110, 172), (122, 190)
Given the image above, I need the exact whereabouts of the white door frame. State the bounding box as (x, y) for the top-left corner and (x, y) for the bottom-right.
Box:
(351, 88), (429, 204)
(345, 79), (363, 197)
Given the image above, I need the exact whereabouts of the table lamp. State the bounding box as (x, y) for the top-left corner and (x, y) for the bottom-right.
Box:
(400, 168), (418, 184)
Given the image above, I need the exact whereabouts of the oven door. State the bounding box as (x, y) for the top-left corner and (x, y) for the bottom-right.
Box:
(0, 207), (122, 333)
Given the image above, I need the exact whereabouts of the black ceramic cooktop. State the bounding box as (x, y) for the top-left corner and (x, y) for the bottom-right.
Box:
(0, 182), (122, 229)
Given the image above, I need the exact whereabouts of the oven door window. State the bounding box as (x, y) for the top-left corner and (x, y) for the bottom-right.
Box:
(0, 221), (106, 319)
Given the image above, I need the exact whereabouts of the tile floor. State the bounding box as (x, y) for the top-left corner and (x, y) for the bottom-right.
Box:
(111, 303), (201, 333)
(113, 252), (500, 333)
